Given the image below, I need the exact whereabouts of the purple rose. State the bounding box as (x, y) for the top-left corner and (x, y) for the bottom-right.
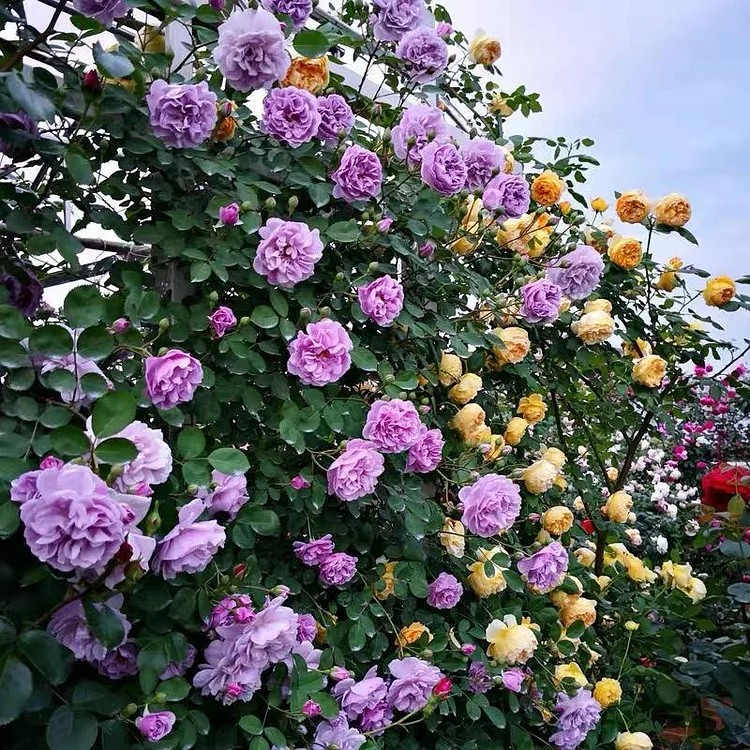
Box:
(39, 456), (64, 470)
(357, 276), (404, 326)
(261, 0), (313, 29)
(392, 104), (448, 166)
(146, 80), (217, 149)
(214, 8), (290, 91)
(520, 279), (563, 324)
(318, 552), (357, 587)
(144, 349), (203, 409)
(327, 439), (385, 501)
(290, 474), (311, 490)
(545, 245), (605, 300)
(219, 203), (240, 226)
(297, 613), (317, 642)
(0, 265), (43, 316)
(109, 421), (172, 492)
(359, 701), (393, 734)
(396, 28), (448, 84)
(20, 464), (126, 572)
(467, 661), (491, 694)
(362, 399), (423, 453)
(376, 217), (393, 233)
(154, 499), (226, 579)
(549, 689), (602, 750)
(459, 473), (522, 537)
(302, 699), (321, 717)
(427, 572), (463, 609)
(460, 138), (506, 191)
(160, 645), (197, 679)
(261, 87), (321, 148)
(39, 345), (110, 406)
(501, 667), (525, 693)
(483, 172), (531, 217)
(420, 141), (467, 195)
(0, 112), (38, 160)
(312, 713), (366, 750)
(293, 534), (335, 566)
(203, 470), (249, 519)
(333, 666), (388, 720)
(387, 657), (442, 712)
(208, 305), (237, 337)
(435, 21), (453, 38)
(72, 0), (128, 26)
(10, 469), (40, 504)
(207, 593), (255, 630)
(405, 426), (444, 473)
(517, 541), (569, 593)
(331, 144), (383, 203)
(96, 640), (139, 679)
(371, 0), (431, 41)
(136, 709), (177, 742)
(316, 94), (355, 146)
(254, 218), (324, 288)
(287, 319), (352, 386)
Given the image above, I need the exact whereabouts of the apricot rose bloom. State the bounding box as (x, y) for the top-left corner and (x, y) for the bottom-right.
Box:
(503, 417), (528, 446)
(489, 94), (514, 117)
(622, 338), (652, 359)
(654, 193), (691, 226)
(543, 447), (566, 469)
(571, 309), (614, 345)
(593, 677), (622, 708)
(541, 506), (574, 535)
(468, 34), (501, 66)
(450, 196), (484, 256)
(632, 355), (667, 388)
(559, 597), (597, 628)
(482, 434), (506, 462)
(517, 393), (547, 424)
(615, 732), (654, 750)
(451, 403), (490, 445)
(438, 352), (463, 385)
(467, 546), (507, 598)
(615, 190), (651, 223)
(396, 622), (432, 647)
(439, 518), (465, 558)
(607, 236), (643, 270)
(604, 491), (633, 523)
(485, 614), (538, 664)
(554, 662), (587, 687)
(495, 213), (553, 257)
(375, 561), (397, 600)
(281, 55), (330, 93)
(575, 547), (596, 568)
(491, 326), (530, 367)
(530, 170), (565, 206)
(449, 373), (483, 405)
(703, 275), (736, 307)
(524, 459), (559, 494)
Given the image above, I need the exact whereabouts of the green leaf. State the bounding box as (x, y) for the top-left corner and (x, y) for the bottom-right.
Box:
(0, 304), (31, 339)
(17, 629), (73, 686)
(49, 425), (90, 456)
(239, 715), (263, 735)
(28, 325), (74, 356)
(183, 459), (211, 486)
(308, 182), (332, 207)
(0, 501), (19, 539)
(100, 719), (131, 750)
(92, 391), (136, 438)
(208, 447), (249, 474)
(177, 427), (206, 459)
(293, 29), (331, 58)
(326, 221), (360, 243)
(7, 71), (55, 121)
(93, 41), (134, 77)
(352, 347), (378, 371)
(269, 290), (289, 318)
(0, 657), (33, 726)
(71, 681), (123, 716)
(40, 405), (73, 428)
(483, 705), (506, 729)
(245, 507), (280, 536)
(83, 600), (125, 649)
(46, 706), (98, 750)
(63, 286), (104, 327)
(191, 262), (211, 283)
(727, 582), (750, 604)
(250, 305), (279, 329)
(157, 677), (191, 701)
(0, 337), (30, 368)
(95, 437), (138, 464)
(565, 619), (586, 639)
(65, 148), (94, 185)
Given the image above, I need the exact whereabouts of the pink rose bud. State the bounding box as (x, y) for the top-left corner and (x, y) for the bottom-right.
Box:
(330, 666), (350, 681)
(696, 461), (707, 470)
(419, 240), (435, 258)
(209, 0), (225, 9)
(39, 455), (64, 470)
(135, 710), (176, 742)
(208, 305), (237, 338)
(82, 69), (101, 91)
(272, 584), (290, 598)
(218, 202), (240, 226)
(302, 699), (321, 717)
(376, 217), (393, 233)
(290, 474), (311, 490)
(435, 21), (453, 38)
(225, 683), (243, 699)
(111, 318), (130, 333)
(461, 643), (476, 655)
(432, 676), (453, 699)
(528, 512), (541, 522)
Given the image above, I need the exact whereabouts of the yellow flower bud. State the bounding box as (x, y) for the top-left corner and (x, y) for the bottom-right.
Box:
(591, 197), (608, 212)
(438, 352), (463, 386)
(439, 519), (465, 558)
(554, 662), (588, 687)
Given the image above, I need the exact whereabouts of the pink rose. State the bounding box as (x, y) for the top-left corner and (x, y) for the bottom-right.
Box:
(136, 709), (176, 742)
(144, 349), (203, 409)
(208, 306), (237, 338)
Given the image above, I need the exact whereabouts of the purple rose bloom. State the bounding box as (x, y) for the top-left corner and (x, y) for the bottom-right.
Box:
(154, 499), (226, 579)
(316, 94), (355, 146)
(501, 667), (525, 692)
(302, 699), (321, 717)
(207, 594), (255, 630)
(290, 474), (311, 490)
(288, 319), (352, 386)
(405, 426), (444, 473)
(209, 306), (237, 338)
(371, 0), (431, 41)
(517, 541), (569, 593)
(218, 203), (240, 226)
(467, 661), (492, 694)
(359, 701), (393, 734)
(254, 218), (324, 288)
(20, 464), (126, 572)
(460, 138), (506, 191)
(214, 8), (290, 91)
(40, 456), (64, 470)
(545, 245), (605, 301)
(331, 144), (383, 203)
(204, 470), (249, 519)
(296, 613), (317, 642)
(318, 552), (357, 587)
(357, 276), (404, 326)
(0, 265), (43, 316)
(146, 80), (217, 149)
(459, 473), (522, 537)
(483, 171), (531, 217)
(420, 141), (467, 195)
(312, 713), (366, 750)
(48, 596), (130, 662)
(362, 399), (423, 454)
(96, 640), (139, 679)
(136, 709), (177, 743)
(387, 657), (442, 712)
(333, 666), (388, 719)
(261, 87), (321, 148)
(261, 0), (313, 29)
(144, 349), (203, 409)
(72, 0), (128, 26)
(549, 689), (602, 750)
(293, 534), (335, 566)
(0, 112), (38, 160)
(160, 644), (197, 679)
(427, 572), (463, 609)
(39, 349), (110, 406)
(327, 439), (385, 501)
(435, 21), (453, 38)
(396, 28), (448, 84)
(111, 421), (172, 492)
(392, 104), (448, 167)
(10, 469), (40, 504)
(520, 279), (563, 324)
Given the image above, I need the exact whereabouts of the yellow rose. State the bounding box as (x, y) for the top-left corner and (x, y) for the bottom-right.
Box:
(468, 34), (502, 65)
(607, 467), (619, 483)
(559, 201), (572, 215)
(503, 417), (528, 446)
(654, 193), (691, 227)
(615, 190), (651, 224)
(489, 94), (514, 117)
(604, 491), (633, 523)
(438, 352), (463, 386)
(654, 271), (678, 292)
(451, 403), (486, 440)
(524, 459), (560, 494)
(542, 506), (574, 535)
(483, 434), (506, 462)
(660, 560), (693, 590)
(450, 197), (484, 256)
(396, 622), (432, 648)
(703, 275), (736, 307)
(571, 310), (614, 344)
(667, 256), (683, 270)
(559, 597), (597, 628)
(615, 732), (653, 750)
(623, 554), (657, 584)
(491, 327), (530, 367)
(685, 576), (707, 603)
(137, 25), (166, 54)
(622, 338), (652, 359)
(449, 373), (483, 405)
(591, 197), (608, 212)
(575, 548), (596, 568)
(593, 677), (622, 708)
(440, 518), (465, 558)
(485, 614), (538, 664)
(496, 213), (553, 257)
(559, 297), (572, 314)
(543, 448), (567, 469)
(531, 171), (565, 206)
(583, 299), (612, 314)
(467, 547), (508, 598)
(554, 662), (588, 687)
(596, 575), (612, 590)
(374, 561), (397, 601)
(624, 620), (640, 631)
(632, 355), (667, 388)
(281, 55), (330, 93)
(607, 237), (643, 270)
(517, 393), (547, 424)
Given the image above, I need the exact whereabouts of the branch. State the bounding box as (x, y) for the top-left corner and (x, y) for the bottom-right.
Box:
(1, 0), (68, 72)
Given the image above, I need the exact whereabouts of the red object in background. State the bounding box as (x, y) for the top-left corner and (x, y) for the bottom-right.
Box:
(701, 464), (750, 511)
(580, 519), (595, 535)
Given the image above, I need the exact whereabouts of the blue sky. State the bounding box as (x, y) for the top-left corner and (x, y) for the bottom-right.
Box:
(445, 0), (750, 350)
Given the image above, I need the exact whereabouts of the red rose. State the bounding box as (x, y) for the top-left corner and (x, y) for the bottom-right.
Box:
(701, 464), (750, 511)
(580, 519), (595, 535)
(432, 677), (453, 699)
